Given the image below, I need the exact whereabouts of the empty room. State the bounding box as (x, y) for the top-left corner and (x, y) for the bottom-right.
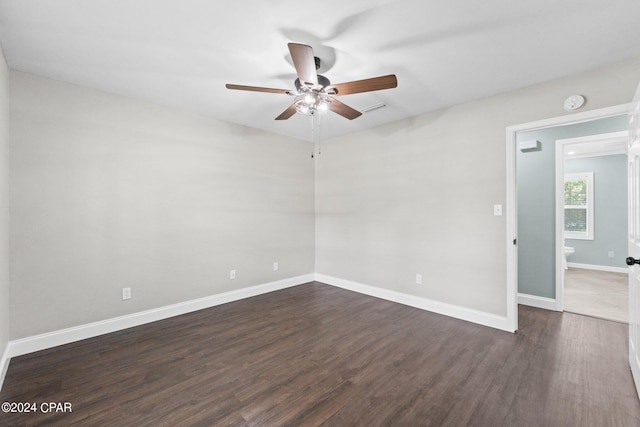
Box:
(1, 1), (640, 425)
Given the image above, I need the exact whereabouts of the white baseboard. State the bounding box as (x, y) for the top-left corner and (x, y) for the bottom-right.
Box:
(518, 293), (559, 311)
(0, 346), (9, 392)
(567, 262), (629, 274)
(315, 274), (513, 332)
(2, 271), (515, 393)
(5, 274), (314, 360)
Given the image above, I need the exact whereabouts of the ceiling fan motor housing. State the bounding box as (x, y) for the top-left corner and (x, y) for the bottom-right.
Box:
(295, 74), (331, 93)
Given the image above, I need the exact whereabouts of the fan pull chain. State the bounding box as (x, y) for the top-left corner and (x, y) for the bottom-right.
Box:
(310, 112), (322, 159)
(317, 113), (322, 156)
(310, 112), (315, 158)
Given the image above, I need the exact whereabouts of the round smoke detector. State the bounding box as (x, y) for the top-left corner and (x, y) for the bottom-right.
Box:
(564, 95), (586, 111)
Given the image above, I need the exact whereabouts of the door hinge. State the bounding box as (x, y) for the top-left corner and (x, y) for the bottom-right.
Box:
(513, 238), (517, 245)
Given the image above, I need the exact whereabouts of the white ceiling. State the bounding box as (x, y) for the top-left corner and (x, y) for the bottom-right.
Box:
(1, 0), (640, 142)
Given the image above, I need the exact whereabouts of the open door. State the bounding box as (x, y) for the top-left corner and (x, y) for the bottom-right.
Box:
(628, 83), (640, 399)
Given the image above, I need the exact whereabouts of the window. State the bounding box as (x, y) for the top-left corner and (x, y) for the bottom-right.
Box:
(564, 172), (594, 240)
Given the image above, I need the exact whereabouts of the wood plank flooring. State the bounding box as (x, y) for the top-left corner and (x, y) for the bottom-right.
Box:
(1, 282), (639, 426)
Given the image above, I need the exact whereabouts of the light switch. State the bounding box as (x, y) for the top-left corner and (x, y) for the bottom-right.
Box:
(493, 204), (503, 216)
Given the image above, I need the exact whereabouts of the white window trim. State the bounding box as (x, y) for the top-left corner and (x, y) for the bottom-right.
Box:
(564, 172), (594, 240)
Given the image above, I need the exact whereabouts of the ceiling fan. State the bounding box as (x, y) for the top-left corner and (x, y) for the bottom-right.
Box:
(226, 43), (397, 121)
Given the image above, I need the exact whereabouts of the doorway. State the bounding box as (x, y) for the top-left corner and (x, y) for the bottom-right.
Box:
(556, 131), (629, 322)
(505, 103), (632, 331)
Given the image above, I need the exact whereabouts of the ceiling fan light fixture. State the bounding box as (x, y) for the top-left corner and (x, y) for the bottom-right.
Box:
(294, 92), (330, 116)
(297, 100), (310, 115)
(317, 99), (329, 113)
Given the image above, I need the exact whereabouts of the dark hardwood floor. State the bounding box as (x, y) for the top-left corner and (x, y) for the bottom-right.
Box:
(1, 282), (639, 426)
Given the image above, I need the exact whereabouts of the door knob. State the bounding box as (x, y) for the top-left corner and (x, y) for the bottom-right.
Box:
(626, 257), (640, 266)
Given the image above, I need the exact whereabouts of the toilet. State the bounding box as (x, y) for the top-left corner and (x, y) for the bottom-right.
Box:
(564, 246), (575, 269)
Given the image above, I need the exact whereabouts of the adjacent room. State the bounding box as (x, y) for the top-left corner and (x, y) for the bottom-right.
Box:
(1, 1), (640, 425)
(516, 116), (630, 323)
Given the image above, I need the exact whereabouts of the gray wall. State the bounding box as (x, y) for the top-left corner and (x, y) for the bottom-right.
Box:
(6, 56), (640, 339)
(0, 45), (9, 357)
(316, 57), (640, 317)
(516, 116), (628, 299)
(565, 154), (627, 267)
(9, 71), (315, 339)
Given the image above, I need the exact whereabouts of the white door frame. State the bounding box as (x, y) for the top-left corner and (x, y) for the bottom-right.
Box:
(628, 86), (640, 399)
(554, 131), (629, 312)
(506, 103), (632, 330)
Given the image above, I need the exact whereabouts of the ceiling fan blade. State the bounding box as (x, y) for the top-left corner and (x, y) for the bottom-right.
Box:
(226, 84), (291, 95)
(329, 99), (362, 120)
(275, 103), (298, 120)
(288, 43), (318, 86)
(328, 74), (397, 96)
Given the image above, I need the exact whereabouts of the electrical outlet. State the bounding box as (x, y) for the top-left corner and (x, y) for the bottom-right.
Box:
(493, 204), (503, 216)
(608, 251), (615, 258)
(273, 262), (279, 271)
(230, 269), (236, 279)
(416, 274), (423, 285)
(122, 287), (131, 300)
